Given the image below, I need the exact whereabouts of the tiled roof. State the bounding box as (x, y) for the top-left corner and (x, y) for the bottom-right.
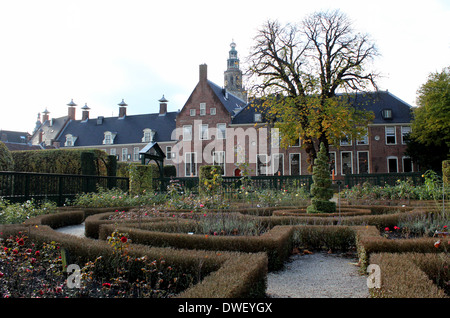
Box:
(232, 91), (413, 125)
(56, 112), (178, 147)
(207, 80), (247, 114)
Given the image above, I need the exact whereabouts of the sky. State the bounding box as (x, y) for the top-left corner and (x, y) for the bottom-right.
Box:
(0, 0), (449, 134)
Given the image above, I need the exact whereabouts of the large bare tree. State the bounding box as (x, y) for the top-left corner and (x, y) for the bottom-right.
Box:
(246, 10), (379, 170)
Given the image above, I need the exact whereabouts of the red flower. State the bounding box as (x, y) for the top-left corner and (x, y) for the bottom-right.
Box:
(102, 283), (111, 288)
(13, 249), (18, 254)
(384, 227), (390, 232)
(0, 271), (4, 278)
(16, 238), (24, 246)
(120, 236), (127, 243)
(394, 226), (399, 230)
(35, 250), (40, 256)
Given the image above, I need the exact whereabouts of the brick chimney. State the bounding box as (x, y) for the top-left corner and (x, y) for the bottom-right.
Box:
(159, 95), (168, 116)
(81, 103), (90, 121)
(199, 64), (207, 83)
(42, 108), (50, 122)
(67, 99), (77, 120)
(118, 99), (127, 119)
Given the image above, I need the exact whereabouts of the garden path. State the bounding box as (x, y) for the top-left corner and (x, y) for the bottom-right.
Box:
(56, 223), (370, 298)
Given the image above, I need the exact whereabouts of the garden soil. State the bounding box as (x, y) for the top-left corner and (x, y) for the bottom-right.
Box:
(56, 224), (370, 298)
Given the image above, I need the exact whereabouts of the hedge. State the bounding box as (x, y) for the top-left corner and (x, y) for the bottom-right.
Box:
(11, 148), (109, 175)
(0, 141), (14, 171)
(443, 160), (450, 185)
(129, 164), (159, 195)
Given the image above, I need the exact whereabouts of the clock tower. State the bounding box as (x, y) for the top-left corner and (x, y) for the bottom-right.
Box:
(224, 41), (247, 102)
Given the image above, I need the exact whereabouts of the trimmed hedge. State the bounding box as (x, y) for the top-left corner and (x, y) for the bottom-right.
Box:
(11, 148), (108, 175)
(129, 164), (159, 195)
(443, 160), (450, 185)
(0, 141), (14, 171)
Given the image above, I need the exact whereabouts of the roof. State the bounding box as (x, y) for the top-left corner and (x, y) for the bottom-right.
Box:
(0, 130), (30, 144)
(232, 91), (413, 125)
(207, 80), (247, 114)
(56, 111), (178, 147)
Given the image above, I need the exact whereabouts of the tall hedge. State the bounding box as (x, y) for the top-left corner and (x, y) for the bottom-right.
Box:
(129, 164), (159, 195)
(11, 149), (108, 175)
(443, 160), (450, 185)
(0, 141), (14, 171)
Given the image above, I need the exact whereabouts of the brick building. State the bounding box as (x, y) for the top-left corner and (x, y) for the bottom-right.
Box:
(31, 41), (415, 178)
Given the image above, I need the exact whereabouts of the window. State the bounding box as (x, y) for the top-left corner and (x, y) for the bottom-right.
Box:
(272, 153), (284, 175)
(401, 126), (411, 144)
(133, 147), (140, 161)
(254, 113), (262, 122)
(217, 123), (226, 139)
(142, 129), (154, 143)
(200, 124), (209, 140)
(103, 131), (116, 145)
(64, 134), (77, 147)
(341, 152), (353, 175)
(387, 156), (398, 173)
(213, 151), (225, 175)
(340, 135), (352, 146)
(183, 125), (192, 141)
(357, 128), (369, 145)
(210, 108), (216, 115)
(329, 152), (337, 176)
(357, 151), (369, 174)
(110, 148), (116, 156)
(256, 154), (268, 176)
(402, 156), (413, 172)
(271, 128), (281, 148)
(200, 103), (206, 116)
(166, 146), (175, 160)
(382, 109), (393, 119)
(289, 153), (301, 175)
(122, 148), (128, 162)
(190, 109), (196, 116)
(385, 126), (396, 144)
(185, 152), (197, 177)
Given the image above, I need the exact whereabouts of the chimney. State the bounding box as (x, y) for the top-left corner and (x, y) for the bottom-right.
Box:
(67, 99), (77, 120)
(199, 64), (207, 83)
(159, 95), (168, 116)
(118, 99), (127, 119)
(42, 108), (50, 122)
(81, 103), (90, 121)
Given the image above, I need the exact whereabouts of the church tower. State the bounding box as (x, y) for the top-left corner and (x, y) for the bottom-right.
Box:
(224, 41), (247, 102)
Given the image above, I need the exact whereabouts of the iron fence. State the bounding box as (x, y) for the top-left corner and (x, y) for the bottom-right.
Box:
(344, 172), (424, 188)
(0, 171), (129, 206)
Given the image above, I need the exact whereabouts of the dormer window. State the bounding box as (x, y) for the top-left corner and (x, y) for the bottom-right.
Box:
(103, 131), (116, 145)
(65, 134), (77, 147)
(381, 109), (393, 120)
(142, 128), (155, 143)
(254, 113), (262, 123)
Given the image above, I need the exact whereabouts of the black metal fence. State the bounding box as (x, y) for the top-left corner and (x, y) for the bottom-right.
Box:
(0, 171), (129, 206)
(344, 172), (424, 188)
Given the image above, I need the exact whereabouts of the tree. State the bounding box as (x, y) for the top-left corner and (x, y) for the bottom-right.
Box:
(405, 67), (450, 172)
(246, 10), (378, 170)
(307, 142), (336, 213)
(0, 141), (14, 171)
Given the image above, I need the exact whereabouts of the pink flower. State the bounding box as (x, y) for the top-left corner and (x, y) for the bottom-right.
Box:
(394, 226), (399, 230)
(120, 236), (127, 243)
(0, 272), (4, 278)
(199, 204), (204, 208)
(35, 250), (40, 256)
(102, 283), (111, 288)
(384, 227), (389, 232)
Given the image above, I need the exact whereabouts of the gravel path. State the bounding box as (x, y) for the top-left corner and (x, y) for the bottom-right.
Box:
(56, 224), (370, 298)
(267, 251), (370, 298)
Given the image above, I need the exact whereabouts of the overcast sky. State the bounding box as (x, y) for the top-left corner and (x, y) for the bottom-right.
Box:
(0, 0), (449, 133)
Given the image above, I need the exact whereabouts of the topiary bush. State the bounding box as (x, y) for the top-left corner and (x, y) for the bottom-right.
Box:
(307, 143), (336, 213)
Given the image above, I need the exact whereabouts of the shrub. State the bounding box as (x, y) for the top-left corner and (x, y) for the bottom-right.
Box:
(0, 141), (14, 171)
(0, 199), (57, 224)
(199, 165), (223, 195)
(129, 164), (158, 195)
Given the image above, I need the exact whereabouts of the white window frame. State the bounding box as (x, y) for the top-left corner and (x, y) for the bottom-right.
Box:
(133, 147), (140, 161)
(357, 151), (370, 174)
(183, 125), (192, 141)
(340, 135), (352, 146)
(289, 153), (301, 175)
(121, 148), (128, 162)
(385, 126), (397, 145)
(185, 152), (197, 177)
(387, 156), (398, 173)
(256, 154), (268, 176)
(200, 124), (209, 140)
(341, 151), (353, 176)
(200, 103), (206, 116)
(272, 153), (284, 175)
(110, 148), (116, 156)
(402, 156), (413, 172)
(166, 146), (175, 160)
(190, 109), (196, 116)
(217, 123), (226, 139)
(213, 151), (226, 175)
(401, 126), (411, 144)
(64, 134), (77, 147)
(254, 113), (262, 123)
(210, 108), (216, 115)
(103, 131), (116, 145)
(357, 128), (369, 145)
